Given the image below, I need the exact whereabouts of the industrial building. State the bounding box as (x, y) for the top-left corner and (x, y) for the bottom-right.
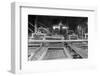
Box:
(28, 15), (88, 61)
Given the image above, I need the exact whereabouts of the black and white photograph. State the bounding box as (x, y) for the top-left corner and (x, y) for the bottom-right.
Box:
(10, 2), (98, 74)
(28, 15), (88, 61)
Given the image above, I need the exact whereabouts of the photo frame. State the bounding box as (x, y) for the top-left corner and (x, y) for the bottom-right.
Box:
(11, 2), (96, 74)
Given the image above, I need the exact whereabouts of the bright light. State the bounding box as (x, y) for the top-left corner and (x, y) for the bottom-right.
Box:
(62, 26), (68, 29)
(53, 26), (60, 30)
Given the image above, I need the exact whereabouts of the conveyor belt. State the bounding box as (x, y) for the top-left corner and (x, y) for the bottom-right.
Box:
(29, 46), (72, 60)
(28, 41), (88, 60)
(68, 44), (88, 58)
(30, 46), (48, 60)
(43, 48), (67, 60)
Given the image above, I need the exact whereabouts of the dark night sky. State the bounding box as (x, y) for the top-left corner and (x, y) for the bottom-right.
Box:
(28, 15), (88, 33)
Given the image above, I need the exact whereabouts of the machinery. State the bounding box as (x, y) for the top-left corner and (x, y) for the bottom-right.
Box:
(28, 21), (88, 60)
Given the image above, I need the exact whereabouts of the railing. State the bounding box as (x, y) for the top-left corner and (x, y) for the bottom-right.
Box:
(28, 39), (88, 43)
